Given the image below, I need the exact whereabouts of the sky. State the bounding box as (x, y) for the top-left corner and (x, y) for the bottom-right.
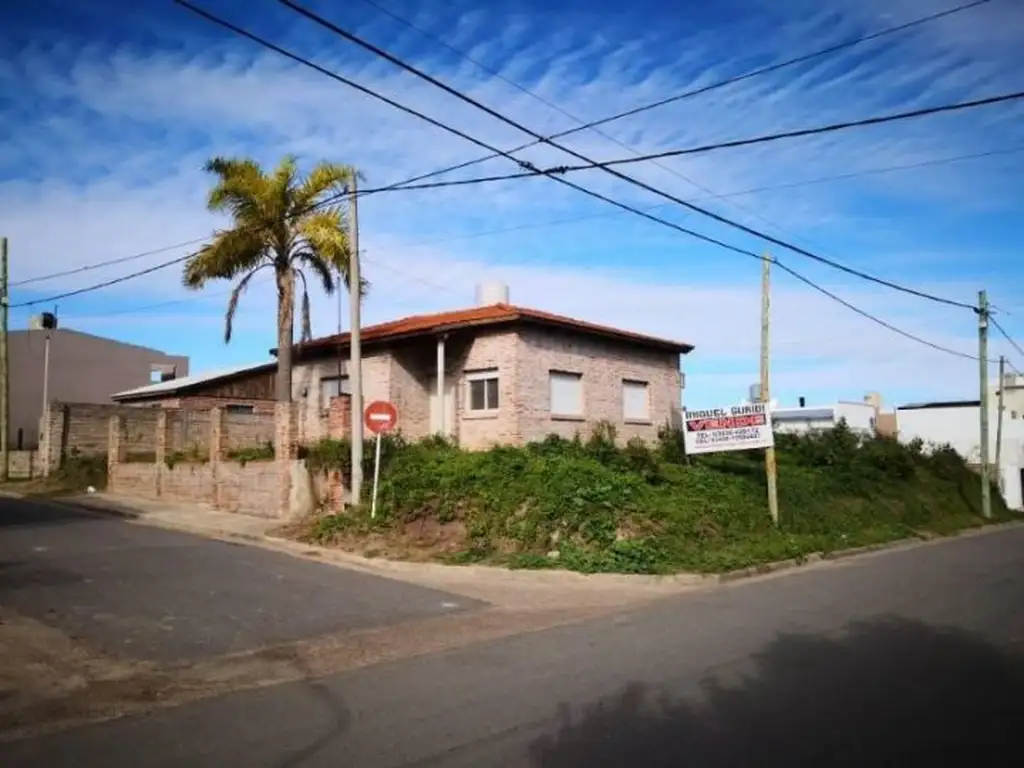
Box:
(1, 0), (1023, 410)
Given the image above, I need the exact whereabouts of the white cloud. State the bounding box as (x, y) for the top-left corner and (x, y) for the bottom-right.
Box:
(1, 0), (1021, 409)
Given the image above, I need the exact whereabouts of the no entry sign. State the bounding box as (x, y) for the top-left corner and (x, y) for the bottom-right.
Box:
(364, 400), (399, 434)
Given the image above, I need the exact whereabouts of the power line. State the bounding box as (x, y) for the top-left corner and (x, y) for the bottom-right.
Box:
(353, 0), (994, 287)
(991, 316), (1024, 360)
(281, 0), (979, 311)
(353, 0), (994, 186)
(539, 90), (1024, 175)
(175, 1), (985, 361)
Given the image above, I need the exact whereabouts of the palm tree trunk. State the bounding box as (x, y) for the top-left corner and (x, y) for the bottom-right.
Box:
(275, 266), (295, 403)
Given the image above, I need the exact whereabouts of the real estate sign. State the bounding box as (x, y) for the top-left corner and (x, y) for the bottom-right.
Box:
(684, 403), (774, 455)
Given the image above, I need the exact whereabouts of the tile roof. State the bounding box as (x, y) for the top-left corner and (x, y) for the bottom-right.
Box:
(297, 303), (693, 354)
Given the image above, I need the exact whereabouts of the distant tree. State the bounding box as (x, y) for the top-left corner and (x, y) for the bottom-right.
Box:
(183, 155), (367, 402)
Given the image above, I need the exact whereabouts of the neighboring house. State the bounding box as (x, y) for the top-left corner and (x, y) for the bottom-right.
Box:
(9, 327), (188, 449)
(112, 362), (277, 414)
(896, 399), (1024, 511)
(769, 395), (881, 435)
(289, 283), (691, 448)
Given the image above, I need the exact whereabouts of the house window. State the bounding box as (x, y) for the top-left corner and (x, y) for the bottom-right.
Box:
(320, 375), (350, 410)
(225, 404), (255, 415)
(466, 369), (499, 412)
(550, 371), (583, 417)
(622, 380), (650, 421)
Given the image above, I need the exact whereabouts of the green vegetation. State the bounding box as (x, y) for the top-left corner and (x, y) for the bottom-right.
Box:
(225, 441), (275, 466)
(297, 420), (1014, 574)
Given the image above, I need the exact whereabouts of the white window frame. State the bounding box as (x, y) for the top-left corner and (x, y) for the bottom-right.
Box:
(320, 374), (350, 411)
(622, 379), (650, 422)
(466, 369), (499, 413)
(550, 371), (583, 417)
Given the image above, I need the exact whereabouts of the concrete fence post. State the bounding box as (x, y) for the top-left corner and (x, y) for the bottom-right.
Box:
(107, 416), (123, 491)
(209, 407), (224, 510)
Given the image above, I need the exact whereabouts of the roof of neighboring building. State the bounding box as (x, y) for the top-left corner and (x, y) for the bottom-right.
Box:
(111, 361), (275, 401)
(897, 399), (980, 411)
(290, 303), (694, 356)
(771, 407), (835, 421)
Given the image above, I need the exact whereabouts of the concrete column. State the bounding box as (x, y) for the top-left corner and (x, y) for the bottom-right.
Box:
(155, 411), (169, 465)
(209, 407), (224, 463)
(107, 416), (123, 492)
(437, 335), (446, 436)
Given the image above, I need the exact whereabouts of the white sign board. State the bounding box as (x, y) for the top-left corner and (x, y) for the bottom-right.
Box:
(684, 403), (774, 455)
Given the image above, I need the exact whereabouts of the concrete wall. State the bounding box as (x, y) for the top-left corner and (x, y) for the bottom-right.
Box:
(9, 328), (188, 449)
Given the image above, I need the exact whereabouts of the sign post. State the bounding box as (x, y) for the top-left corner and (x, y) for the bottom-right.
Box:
(363, 400), (399, 519)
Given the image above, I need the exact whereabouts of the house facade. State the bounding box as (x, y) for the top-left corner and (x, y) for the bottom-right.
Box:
(290, 291), (691, 449)
(109, 287), (692, 450)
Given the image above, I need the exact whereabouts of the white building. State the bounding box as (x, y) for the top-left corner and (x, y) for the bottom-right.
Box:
(896, 397), (1024, 511)
(745, 388), (883, 436)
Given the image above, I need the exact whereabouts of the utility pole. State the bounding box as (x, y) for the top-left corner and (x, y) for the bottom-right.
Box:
(760, 252), (780, 526)
(0, 237), (9, 482)
(348, 179), (364, 506)
(978, 289), (992, 519)
(995, 355), (1005, 492)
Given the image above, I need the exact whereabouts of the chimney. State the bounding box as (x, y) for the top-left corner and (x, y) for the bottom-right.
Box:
(798, 396), (806, 408)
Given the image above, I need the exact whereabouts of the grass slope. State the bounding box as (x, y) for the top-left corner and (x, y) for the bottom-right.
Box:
(297, 422), (1014, 574)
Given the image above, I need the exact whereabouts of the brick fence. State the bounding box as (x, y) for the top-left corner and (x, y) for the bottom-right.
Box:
(107, 405), (321, 519)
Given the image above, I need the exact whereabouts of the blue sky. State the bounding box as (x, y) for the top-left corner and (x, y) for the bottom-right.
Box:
(1, 0), (1023, 409)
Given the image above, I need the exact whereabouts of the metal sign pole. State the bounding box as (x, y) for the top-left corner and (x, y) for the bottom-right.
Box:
(371, 431), (382, 519)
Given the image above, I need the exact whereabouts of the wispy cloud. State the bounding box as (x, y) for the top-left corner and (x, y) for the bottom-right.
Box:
(1, 0), (1022, 408)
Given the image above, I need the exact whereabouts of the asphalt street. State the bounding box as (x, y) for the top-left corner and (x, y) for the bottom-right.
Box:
(0, 497), (480, 662)
(3, 503), (1024, 765)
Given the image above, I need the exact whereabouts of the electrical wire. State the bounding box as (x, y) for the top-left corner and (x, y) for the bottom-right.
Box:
(351, 0), (995, 184)
(991, 316), (1024, 360)
(281, 0), (981, 311)
(352, 0), (994, 284)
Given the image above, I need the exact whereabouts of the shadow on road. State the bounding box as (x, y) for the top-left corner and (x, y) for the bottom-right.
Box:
(530, 617), (1024, 766)
(0, 498), (100, 529)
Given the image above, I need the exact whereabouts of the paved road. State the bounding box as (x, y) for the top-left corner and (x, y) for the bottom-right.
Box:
(0, 498), (481, 662)
(4, 519), (1024, 766)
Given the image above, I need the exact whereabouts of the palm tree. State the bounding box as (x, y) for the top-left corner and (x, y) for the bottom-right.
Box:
(183, 155), (366, 403)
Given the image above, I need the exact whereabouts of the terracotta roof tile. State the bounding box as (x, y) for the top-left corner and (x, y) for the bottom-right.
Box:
(297, 303), (693, 354)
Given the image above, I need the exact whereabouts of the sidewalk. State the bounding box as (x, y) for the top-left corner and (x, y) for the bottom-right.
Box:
(46, 491), (711, 610)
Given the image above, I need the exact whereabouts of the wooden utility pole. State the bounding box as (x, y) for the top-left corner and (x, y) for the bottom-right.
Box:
(348, 179), (364, 506)
(978, 289), (992, 519)
(760, 253), (780, 526)
(996, 355), (1005, 489)
(0, 237), (9, 481)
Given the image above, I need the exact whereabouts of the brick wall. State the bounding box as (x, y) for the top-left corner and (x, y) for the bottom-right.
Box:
(515, 327), (682, 445)
(222, 411), (276, 451)
(166, 410), (211, 454)
(7, 450), (42, 479)
(292, 354), (391, 443)
(452, 332), (521, 450)
(106, 407), (291, 519)
(326, 395), (351, 439)
(39, 402), (161, 474)
(123, 396), (276, 414)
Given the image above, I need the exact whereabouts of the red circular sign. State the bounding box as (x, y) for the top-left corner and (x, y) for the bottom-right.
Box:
(364, 400), (399, 434)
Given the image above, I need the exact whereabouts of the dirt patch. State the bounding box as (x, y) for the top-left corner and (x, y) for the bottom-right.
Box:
(279, 514), (468, 563)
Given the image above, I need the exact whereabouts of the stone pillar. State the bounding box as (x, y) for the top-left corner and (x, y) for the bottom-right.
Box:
(39, 404), (66, 477)
(108, 416), (123, 491)
(327, 395), (352, 439)
(209, 408), (224, 509)
(209, 408), (224, 463)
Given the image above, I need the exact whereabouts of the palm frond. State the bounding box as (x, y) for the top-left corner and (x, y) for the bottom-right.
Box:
(224, 264), (271, 343)
(204, 157), (269, 224)
(293, 162), (358, 218)
(183, 228), (267, 289)
(294, 208), (350, 275)
(270, 155), (299, 222)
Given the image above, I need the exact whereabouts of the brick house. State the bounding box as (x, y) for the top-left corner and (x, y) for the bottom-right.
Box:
(111, 363), (277, 414)
(290, 285), (692, 449)
(110, 286), (693, 449)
